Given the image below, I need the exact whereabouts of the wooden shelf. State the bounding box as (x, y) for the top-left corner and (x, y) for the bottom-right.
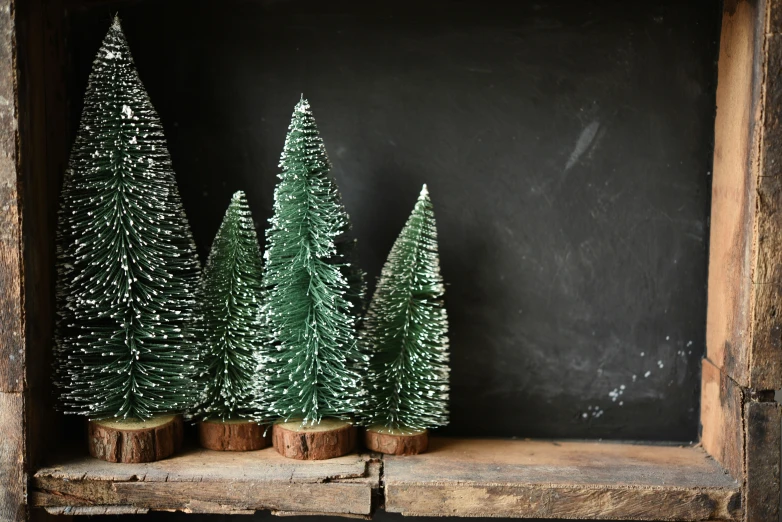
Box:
(32, 445), (380, 517)
(31, 437), (739, 520)
(385, 438), (741, 520)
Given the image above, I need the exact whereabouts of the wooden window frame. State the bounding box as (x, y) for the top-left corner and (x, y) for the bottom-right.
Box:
(1, 0), (780, 521)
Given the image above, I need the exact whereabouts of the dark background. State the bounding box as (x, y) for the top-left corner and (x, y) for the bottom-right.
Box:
(61, 0), (721, 445)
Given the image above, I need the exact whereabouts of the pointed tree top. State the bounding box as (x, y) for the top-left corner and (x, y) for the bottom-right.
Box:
(97, 15), (134, 68)
(420, 184), (429, 198)
(295, 95), (310, 113)
(232, 190), (247, 202)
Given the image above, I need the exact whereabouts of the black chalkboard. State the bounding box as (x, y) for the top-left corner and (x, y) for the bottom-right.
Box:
(64, 0), (721, 442)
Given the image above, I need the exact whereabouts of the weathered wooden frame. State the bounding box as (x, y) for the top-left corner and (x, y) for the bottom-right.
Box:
(1, 0), (781, 521)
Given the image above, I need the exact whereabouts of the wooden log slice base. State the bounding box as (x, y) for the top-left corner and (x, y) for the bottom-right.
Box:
(272, 419), (356, 460)
(364, 426), (428, 455)
(198, 419), (267, 451)
(88, 415), (183, 463)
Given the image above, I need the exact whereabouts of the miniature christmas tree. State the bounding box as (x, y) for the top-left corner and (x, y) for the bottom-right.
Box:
(192, 192), (268, 450)
(361, 185), (449, 454)
(262, 97), (364, 458)
(192, 191), (266, 421)
(54, 15), (201, 447)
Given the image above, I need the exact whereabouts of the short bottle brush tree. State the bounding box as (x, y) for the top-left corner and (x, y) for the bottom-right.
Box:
(54, 17), (200, 463)
(263, 97), (365, 460)
(361, 185), (449, 456)
(192, 191), (268, 451)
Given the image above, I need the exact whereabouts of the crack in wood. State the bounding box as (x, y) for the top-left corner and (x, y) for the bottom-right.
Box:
(44, 506), (149, 516)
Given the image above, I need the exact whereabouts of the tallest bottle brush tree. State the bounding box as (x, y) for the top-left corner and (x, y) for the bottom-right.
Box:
(54, 17), (201, 463)
(262, 97), (365, 460)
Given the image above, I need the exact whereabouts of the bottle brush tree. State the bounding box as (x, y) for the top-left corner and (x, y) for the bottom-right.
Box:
(261, 97), (365, 428)
(191, 191), (266, 422)
(54, 16), (201, 424)
(361, 185), (450, 435)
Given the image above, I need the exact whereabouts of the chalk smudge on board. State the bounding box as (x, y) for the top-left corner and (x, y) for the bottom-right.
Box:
(565, 120), (601, 171)
(580, 336), (693, 422)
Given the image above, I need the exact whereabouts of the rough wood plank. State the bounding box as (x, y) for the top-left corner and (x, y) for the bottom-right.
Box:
(110, 481), (370, 515)
(752, 169), (782, 386)
(709, 0), (782, 389)
(749, 0), (782, 389)
(707, 0), (763, 388)
(43, 505), (147, 516)
(700, 358), (744, 481)
(744, 400), (782, 522)
(384, 438), (740, 520)
(386, 484), (740, 521)
(33, 479), (371, 516)
(0, 0), (22, 397)
(272, 510), (371, 520)
(35, 446), (371, 482)
(32, 447), (377, 516)
(0, 0), (25, 520)
(0, 392), (25, 522)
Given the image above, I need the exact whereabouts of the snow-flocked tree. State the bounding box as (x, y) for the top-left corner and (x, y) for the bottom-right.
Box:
(361, 185), (449, 432)
(261, 97), (365, 425)
(191, 191), (267, 422)
(54, 17), (201, 420)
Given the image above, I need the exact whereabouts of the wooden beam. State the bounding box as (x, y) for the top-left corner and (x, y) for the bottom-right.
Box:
(0, 0), (25, 521)
(706, 2), (782, 520)
(752, 0), (782, 389)
(0, 0), (22, 396)
(700, 358), (744, 481)
(708, 0), (782, 390)
(707, 0), (762, 388)
(32, 448), (379, 516)
(383, 438), (741, 520)
(0, 392), (25, 522)
(744, 399), (782, 522)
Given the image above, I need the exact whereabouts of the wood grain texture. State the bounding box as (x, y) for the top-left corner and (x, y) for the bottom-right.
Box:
(364, 428), (428, 455)
(384, 438), (741, 520)
(88, 416), (183, 463)
(709, 0), (782, 390)
(272, 510), (371, 519)
(700, 358), (744, 480)
(750, 0), (782, 389)
(43, 506), (148, 516)
(0, 392), (25, 522)
(273, 420), (357, 460)
(0, 0), (25, 521)
(707, 0), (761, 388)
(198, 420), (266, 451)
(0, 0), (22, 397)
(32, 446), (377, 516)
(744, 400), (782, 522)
